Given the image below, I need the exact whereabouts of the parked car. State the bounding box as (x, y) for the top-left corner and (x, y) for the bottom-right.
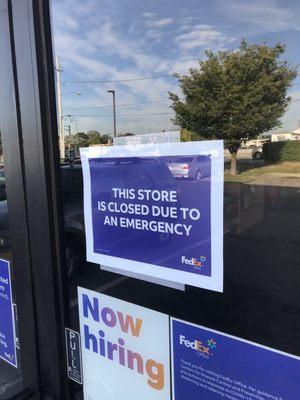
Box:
(61, 157), (180, 278)
(91, 157), (178, 199)
(167, 155), (210, 180)
(251, 147), (263, 160)
(60, 164), (86, 278)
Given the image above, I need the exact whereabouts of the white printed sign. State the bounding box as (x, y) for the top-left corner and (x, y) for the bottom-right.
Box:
(78, 287), (170, 400)
(80, 140), (224, 292)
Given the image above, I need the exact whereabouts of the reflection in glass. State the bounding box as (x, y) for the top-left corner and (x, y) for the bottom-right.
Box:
(51, 0), (300, 398)
(0, 167), (23, 399)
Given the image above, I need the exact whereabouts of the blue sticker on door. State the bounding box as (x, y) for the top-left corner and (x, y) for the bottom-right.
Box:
(171, 318), (300, 400)
(0, 259), (17, 368)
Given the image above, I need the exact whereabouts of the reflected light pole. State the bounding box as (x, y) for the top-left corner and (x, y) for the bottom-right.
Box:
(107, 90), (117, 138)
(55, 55), (82, 159)
(66, 114), (79, 133)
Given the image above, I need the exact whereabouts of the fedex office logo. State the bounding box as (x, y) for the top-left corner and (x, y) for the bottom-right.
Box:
(181, 255), (206, 269)
(179, 335), (216, 358)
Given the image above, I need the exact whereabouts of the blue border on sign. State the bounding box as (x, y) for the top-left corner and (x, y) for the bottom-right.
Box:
(0, 258), (17, 368)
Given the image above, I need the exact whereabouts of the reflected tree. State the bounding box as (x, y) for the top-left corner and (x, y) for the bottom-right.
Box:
(170, 41), (297, 175)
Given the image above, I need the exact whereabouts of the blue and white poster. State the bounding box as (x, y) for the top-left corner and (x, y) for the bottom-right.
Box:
(171, 318), (300, 400)
(81, 141), (223, 292)
(0, 259), (17, 368)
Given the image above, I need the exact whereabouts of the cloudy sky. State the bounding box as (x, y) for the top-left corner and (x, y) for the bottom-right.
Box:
(52, 0), (300, 136)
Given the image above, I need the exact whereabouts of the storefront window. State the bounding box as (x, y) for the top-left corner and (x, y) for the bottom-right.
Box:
(51, 1), (300, 398)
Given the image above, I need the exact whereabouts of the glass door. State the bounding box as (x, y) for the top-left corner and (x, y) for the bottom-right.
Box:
(48, 0), (300, 399)
(3, 0), (299, 399)
(0, 0), (68, 399)
(0, 1), (40, 398)
(0, 159), (23, 398)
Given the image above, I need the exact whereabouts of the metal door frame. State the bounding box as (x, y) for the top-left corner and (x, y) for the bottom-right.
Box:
(0, 0), (68, 398)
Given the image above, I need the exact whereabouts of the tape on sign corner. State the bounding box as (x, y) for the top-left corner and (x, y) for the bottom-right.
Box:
(100, 264), (186, 291)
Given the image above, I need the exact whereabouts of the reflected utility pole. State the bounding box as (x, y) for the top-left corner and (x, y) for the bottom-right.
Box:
(107, 90), (117, 138)
(56, 56), (64, 159)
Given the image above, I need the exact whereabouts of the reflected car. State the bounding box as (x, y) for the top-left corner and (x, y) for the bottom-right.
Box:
(91, 157), (178, 199)
(61, 158), (180, 278)
(167, 156), (210, 180)
(251, 147), (263, 160)
(60, 164), (86, 278)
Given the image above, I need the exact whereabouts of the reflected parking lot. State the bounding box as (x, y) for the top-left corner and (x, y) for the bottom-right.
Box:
(68, 174), (300, 355)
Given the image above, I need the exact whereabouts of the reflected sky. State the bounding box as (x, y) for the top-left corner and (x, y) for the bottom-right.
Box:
(52, 0), (300, 134)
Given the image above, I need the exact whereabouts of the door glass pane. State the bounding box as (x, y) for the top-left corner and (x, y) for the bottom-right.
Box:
(51, 1), (300, 398)
(0, 133), (23, 399)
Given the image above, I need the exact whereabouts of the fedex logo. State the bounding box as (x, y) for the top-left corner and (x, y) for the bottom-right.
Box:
(179, 335), (216, 358)
(181, 256), (206, 269)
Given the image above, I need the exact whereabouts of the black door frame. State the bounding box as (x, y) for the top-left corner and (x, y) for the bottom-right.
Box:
(0, 0), (68, 399)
